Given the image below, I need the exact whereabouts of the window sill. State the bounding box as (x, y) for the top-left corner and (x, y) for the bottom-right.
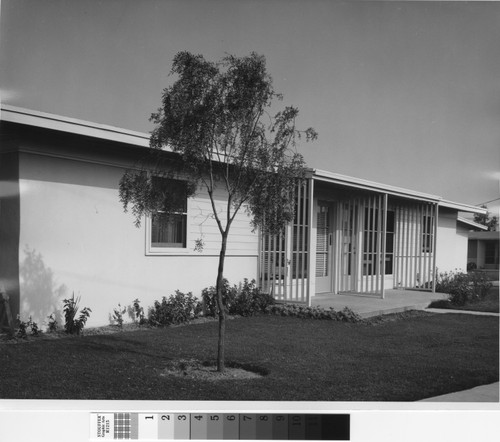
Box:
(146, 247), (191, 256)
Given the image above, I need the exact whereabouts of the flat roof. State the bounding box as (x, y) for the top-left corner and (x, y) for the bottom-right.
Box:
(312, 170), (486, 214)
(1, 104), (487, 215)
(312, 168), (441, 202)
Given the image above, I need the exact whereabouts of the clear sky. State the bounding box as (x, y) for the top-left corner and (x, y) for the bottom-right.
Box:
(1, 0), (499, 215)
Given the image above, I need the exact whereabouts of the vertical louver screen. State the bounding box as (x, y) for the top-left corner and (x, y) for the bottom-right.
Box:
(316, 206), (329, 277)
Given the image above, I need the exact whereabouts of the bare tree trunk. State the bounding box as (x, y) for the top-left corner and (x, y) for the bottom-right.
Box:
(216, 232), (228, 372)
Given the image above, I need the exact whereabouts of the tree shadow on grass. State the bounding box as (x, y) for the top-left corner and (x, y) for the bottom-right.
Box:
(19, 246), (67, 326)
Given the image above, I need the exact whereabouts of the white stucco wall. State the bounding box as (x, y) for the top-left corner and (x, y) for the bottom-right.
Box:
(435, 209), (468, 274)
(18, 152), (258, 327)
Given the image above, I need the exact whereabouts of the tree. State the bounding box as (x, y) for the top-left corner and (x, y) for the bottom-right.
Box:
(474, 205), (498, 231)
(119, 52), (317, 371)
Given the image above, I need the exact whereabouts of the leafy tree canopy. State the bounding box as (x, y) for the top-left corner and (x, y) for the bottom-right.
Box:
(119, 51), (317, 236)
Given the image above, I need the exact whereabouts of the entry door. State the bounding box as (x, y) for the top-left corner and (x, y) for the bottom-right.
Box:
(315, 202), (333, 293)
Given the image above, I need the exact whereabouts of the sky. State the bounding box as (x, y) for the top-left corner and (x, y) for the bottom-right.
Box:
(1, 0), (499, 216)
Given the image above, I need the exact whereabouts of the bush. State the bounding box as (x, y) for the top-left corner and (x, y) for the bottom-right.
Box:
(46, 314), (58, 333)
(337, 306), (363, 323)
(202, 279), (274, 317)
(16, 315), (40, 338)
(201, 279), (237, 316)
(467, 262), (477, 271)
(112, 304), (126, 328)
(435, 270), (492, 306)
(231, 279), (274, 316)
(130, 298), (146, 325)
(264, 304), (361, 323)
(148, 291), (202, 326)
(63, 293), (92, 335)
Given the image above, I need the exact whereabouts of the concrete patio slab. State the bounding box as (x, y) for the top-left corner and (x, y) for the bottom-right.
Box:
(311, 289), (449, 318)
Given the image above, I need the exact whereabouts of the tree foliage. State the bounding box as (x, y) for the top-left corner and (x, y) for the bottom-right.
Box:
(119, 51), (317, 370)
(473, 205), (498, 231)
(120, 51), (316, 233)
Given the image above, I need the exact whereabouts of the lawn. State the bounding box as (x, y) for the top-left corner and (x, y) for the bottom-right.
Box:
(429, 285), (499, 313)
(0, 312), (498, 401)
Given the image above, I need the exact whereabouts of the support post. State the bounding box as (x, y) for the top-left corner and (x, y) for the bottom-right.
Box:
(432, 203), (439, 293)
(306, 177), (314, 306)
(381, 193), (388, 299)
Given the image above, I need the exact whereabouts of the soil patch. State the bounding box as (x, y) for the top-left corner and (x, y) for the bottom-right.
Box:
(159, 359), (265, 381)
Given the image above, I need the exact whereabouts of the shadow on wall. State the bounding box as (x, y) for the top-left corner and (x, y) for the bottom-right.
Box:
(19, 246), (67, 326)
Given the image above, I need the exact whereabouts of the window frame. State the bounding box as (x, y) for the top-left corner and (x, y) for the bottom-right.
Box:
(421, 214), (434, 254)
(145, 178), (191, 255)
(362, 208), (395, 276)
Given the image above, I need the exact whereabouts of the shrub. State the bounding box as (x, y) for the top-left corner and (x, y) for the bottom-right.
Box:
(435, 270), (492, 306)
(265, 304), (361, 322)
(230, 279), (274, 316)
(201, 279), (237, 316)
(46, 314), (58, 332)
(148, 291), (202, 326)
(337, 307), (363, 323)
(130, 298), (146, 325)
(467, 262), (477, 271)
(63, 293), (92, 335)
(201, 279), (274, 317)
(16, 315), (40, 338)
(468, 271), (493, 299)
(112, 304), (126, 328)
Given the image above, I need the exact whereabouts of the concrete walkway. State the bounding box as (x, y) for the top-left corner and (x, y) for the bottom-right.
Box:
(312, 289), (449, 318)
(420, 382), (499, 402)
(312, 288), (499, 402)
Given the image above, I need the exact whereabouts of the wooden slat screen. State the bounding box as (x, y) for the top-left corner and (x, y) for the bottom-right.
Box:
(259, 180), (310, 303)
(393, 202), (436, 290)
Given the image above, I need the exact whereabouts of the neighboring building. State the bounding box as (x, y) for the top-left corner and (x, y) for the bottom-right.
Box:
(462, 217), (500, 271)
(0, 105), (487, 327)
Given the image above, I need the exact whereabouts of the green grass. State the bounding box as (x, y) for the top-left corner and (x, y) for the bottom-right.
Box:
(429, 285), (499, 313)
(0, 312), (498, 401)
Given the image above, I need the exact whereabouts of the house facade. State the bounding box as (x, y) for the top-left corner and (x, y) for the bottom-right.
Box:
(467, 230), (499, 271)
(0, 105), (486, 328)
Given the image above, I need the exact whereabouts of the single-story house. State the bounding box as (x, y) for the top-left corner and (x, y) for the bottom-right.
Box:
(0, 105), (487, 328)
(463, 218), (499, 271)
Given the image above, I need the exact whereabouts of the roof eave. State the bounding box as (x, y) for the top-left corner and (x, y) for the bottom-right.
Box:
(440, 200), (488, 215)
(1, 106), (490, 215)
(312, 168), (441, 202)
(457, 216), (488, 231)
(1, 104), (151, 148)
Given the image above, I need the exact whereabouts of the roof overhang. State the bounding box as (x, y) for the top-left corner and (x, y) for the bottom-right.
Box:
(1, 105), (489, 215)
(311, 170), (488, 214)
(457, 216), (488, 231)
(440, 200), (487, 215)
(312, 168), (441, 203)
(1, 104), (151, 148)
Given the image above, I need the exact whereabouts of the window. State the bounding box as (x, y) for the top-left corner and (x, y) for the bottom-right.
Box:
(485, 241), (497, 265)
(363, 209), (394, 276)
(385, 211), (395, 275)
(422, 215), (433, 253)
(150, 178), (188, 249)
(363, 207), (378, 276)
